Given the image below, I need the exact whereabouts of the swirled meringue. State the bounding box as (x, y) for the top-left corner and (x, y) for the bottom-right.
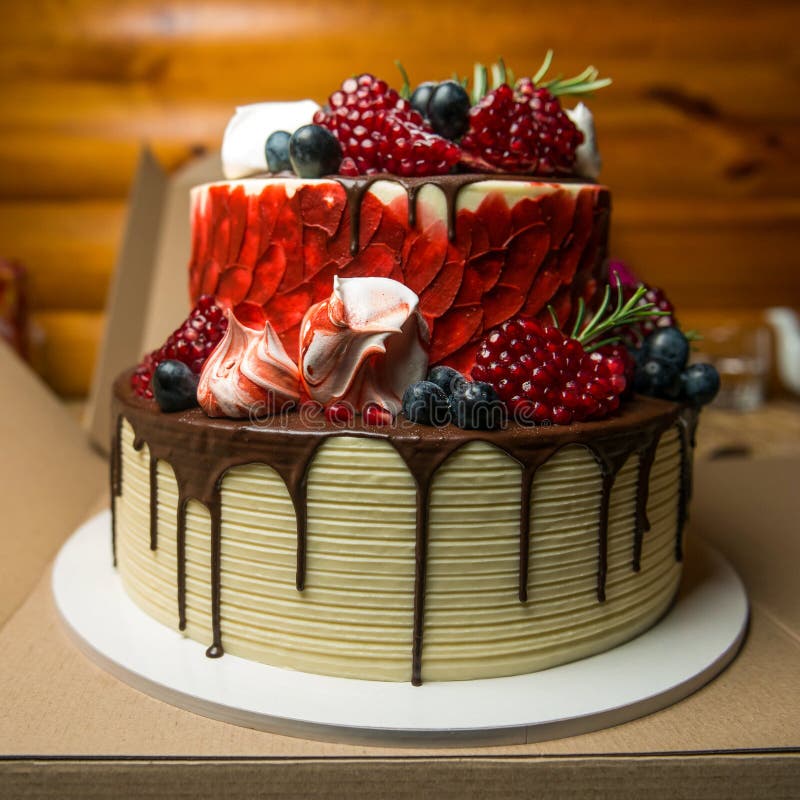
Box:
(566, 102), (602, 180)
(299, 276), (429, 414)
(221, 100), (321, 180)
(198, 310), (301, 418)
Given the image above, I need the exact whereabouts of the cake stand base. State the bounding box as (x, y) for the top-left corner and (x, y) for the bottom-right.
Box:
(52, 511), (748, 747)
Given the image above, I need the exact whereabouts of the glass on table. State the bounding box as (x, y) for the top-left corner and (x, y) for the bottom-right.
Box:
(692, 323), (771, 412)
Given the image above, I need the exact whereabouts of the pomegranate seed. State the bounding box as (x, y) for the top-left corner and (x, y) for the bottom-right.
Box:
(325, 403), (354, 424)
(363, 403), (393, 426)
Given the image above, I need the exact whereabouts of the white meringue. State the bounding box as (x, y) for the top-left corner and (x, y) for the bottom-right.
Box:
(221, 100), (321, 180)
(566, 102), (602, 180)
(198, 310), (301, 418)
(299, 277), (429, 415)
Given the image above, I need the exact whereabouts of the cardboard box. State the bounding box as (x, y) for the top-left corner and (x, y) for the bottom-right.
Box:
(0, 152), (798, 797)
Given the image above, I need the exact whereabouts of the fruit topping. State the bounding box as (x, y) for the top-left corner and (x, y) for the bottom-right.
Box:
(426, 365), (468, 397)
(595, 343), (636, 398)
(470, 284), (663, 424)
(132, 294), (228, 399)
(681, 363), (720, 407)
(472, 318), (624, 425)
(448, 380), (505, 430)
(288, 124), (342, 178)
(402, 380), (451, 426)
(313, 73), (461, 176)
(427, 80), (471, 140)
(459, 53), (609, 175)
(325, 402), (355, 425)
(265, 130), (292, 173)
(363, 403), (394, 426)
(151, 360), (200, 412)
(409, 81), (437, 118)
(609, 261), (677, 345)
(634, 358), (682, 400)
(646, 327), (689, 371)
(460, 84), (581, 174)
(632, 327), (720, 407)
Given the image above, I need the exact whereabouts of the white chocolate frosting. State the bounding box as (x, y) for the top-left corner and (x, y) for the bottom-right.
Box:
(299, 276), (429, 414)
(221, 100), (321, 180)
(197, 310), (300, 418)
(115, 423), (683, 682)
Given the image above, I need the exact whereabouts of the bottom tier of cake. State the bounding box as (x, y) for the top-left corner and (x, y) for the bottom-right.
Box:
(111, 378), (694, 684)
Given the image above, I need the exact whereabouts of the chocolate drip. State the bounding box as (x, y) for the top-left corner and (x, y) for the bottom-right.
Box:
(388, 440), (462, 686)
(406, 183), (422, 230)
(632, 435), (660, 572)
(331, 174), (602, 255)
(585, 441), (639, 602)
(110, 415), (123, 566)
(410, 483), (429, 686)
(675, 408), (700, 562)
(335, 177), (375, 256)
(515, 454), (557, 603)
(518, 467), (536, 603)
(148, 455), (159, 551)
(112, 375), (687, 682)
(206, 494), (224, 657)
(177, 499), (187, 630)
(289, 441), (327, 592)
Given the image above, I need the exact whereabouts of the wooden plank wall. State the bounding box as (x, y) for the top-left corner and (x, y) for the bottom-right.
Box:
(1, 0), (799, 395)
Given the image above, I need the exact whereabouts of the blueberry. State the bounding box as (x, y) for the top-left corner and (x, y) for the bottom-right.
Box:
(402, 381), (450, 426)
(427, 365), (467, 397)
(427, 80), (471, 140)
(629, 344), (648, 368)
(410, 81), (437, 118)
(681, 363), (720, 407)
(265, 130), (292, 173)
(449, 381), (505, 430)
(634, 359), (681, 400)
(152, 360), (199, 412)
(646, 327), (689, 371)
(288, 124), (342, 178)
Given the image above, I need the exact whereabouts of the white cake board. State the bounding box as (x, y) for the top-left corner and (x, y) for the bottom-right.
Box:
(52, 511), (748, 747)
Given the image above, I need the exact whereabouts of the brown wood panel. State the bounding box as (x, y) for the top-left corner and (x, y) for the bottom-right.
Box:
(0, 201), (125, 310)
(29, 310), (104, 397)
(0, 0), (798, 393)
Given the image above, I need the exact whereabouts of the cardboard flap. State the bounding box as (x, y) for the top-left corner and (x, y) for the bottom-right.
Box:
(85, 149), (223, 452)
(0, 342), (106, 626)
(141, 151), (223, 352)
(85, 147), (169, 451)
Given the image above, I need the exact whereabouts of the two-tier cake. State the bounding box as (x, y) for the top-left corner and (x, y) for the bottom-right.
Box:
(112, 57), (719, 685)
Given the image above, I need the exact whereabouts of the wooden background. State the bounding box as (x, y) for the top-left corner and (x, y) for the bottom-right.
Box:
(1, 0), (799, 395)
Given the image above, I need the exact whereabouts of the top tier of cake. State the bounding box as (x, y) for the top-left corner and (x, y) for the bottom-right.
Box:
(188, 176), (610, 373)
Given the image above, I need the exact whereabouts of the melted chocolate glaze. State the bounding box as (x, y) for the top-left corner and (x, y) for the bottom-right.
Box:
(111, 374), (692, 685)
(318, 173), (603, 256)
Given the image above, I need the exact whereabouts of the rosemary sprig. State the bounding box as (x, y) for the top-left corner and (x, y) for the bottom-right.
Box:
(472, 62), (488, 104)
(532, 50), (554, 84)
(401, 52), (611, 108)
(395, 60), (411, 100)
(490, 57), (507, 90)
(547, 284), (670, 353)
